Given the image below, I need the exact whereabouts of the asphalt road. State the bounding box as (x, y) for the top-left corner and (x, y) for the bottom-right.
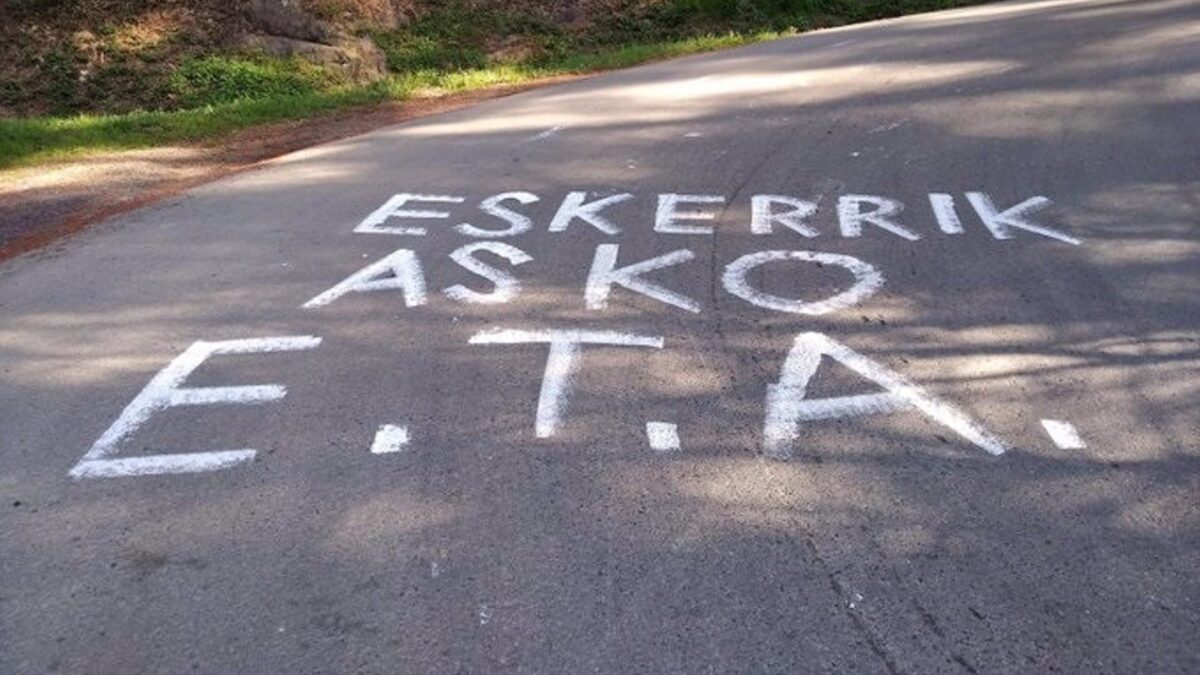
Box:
(2, 0), (1198, 672)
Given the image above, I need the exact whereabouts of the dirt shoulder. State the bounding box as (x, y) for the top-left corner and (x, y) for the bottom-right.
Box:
(0, 76), (577, 262)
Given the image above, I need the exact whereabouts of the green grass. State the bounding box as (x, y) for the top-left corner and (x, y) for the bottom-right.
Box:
(0, 31), (777, 171)
(0, 84), (391, 169)
(548, 33), (766, 71)
(170, 54), (340, 108)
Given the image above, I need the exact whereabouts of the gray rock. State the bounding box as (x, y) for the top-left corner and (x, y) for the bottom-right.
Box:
(241, 34), (389, 82)
(246, 0), (336, 43)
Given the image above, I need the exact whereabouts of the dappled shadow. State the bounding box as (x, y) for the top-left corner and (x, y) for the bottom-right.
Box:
(1, 0), (1199, 672)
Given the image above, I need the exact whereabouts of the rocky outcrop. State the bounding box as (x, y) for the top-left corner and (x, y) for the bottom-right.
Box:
(242, 33), (389, 82)
(243, 0), (394, 82)
(248, 0), (336, 42)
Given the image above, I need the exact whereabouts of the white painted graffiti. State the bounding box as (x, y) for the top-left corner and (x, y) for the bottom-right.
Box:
(66, 187), (1086, 479)
(68, 336), (321, 479)
(346, 190), (1079, 243)
(68, 329), (1023, 478)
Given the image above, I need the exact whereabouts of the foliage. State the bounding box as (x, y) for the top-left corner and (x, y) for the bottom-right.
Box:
(375, 33), (489, 72)
(0, 83), (392, 170)
(169, 55), (336, 108)
(373, 4), (572, 72)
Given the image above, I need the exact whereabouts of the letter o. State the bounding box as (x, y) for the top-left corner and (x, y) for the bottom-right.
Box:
(721, 250), (884, 315)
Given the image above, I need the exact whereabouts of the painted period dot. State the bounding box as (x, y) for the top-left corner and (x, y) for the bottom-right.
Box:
(1040, 419), (1085, 449)
(371, 424), (410, 454)
(646, 422), (681, 453)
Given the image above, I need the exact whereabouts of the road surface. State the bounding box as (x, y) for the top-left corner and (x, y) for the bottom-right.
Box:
(2, 0), (1198, 672)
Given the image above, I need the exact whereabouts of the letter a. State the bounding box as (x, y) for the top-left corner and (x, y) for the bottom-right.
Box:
(303, 249), (427, 309)
(763, 332), (1009, 459)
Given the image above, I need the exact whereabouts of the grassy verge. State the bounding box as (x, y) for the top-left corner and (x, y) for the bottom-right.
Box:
(0, 84), (389, 170)
(0, 32), (775, 171)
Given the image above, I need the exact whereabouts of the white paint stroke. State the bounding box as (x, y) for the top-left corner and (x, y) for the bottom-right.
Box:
(303, 248), (427, 309)
(837, 194), (920, 241)
(70, 451), (257, 479)
(965, 192), (1081, 245)
(353, 193), (464, 236)
(646, 422), (680, 453)
(530, 125), (565, 140)
(68, 336), (321, 479)
(470, 329), (664, 348)
(929, 193), (964, 234)
(1041, 419), (1085, 449)
(455, 191), (539, 238)
(371, 424), (410, 454)
(751, 195), (818, 237)
(654, 193), (724, 235)
(848, 592), (864, 609)
(763, 332), (1009, 459)
(722, 250), (884, 315)
(470, 329), (663, 438)
(586, 244), (701, 313)
(548, 191), (632, 235)
(444, 241), (532, 304)
(869, 121), (906, 134)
